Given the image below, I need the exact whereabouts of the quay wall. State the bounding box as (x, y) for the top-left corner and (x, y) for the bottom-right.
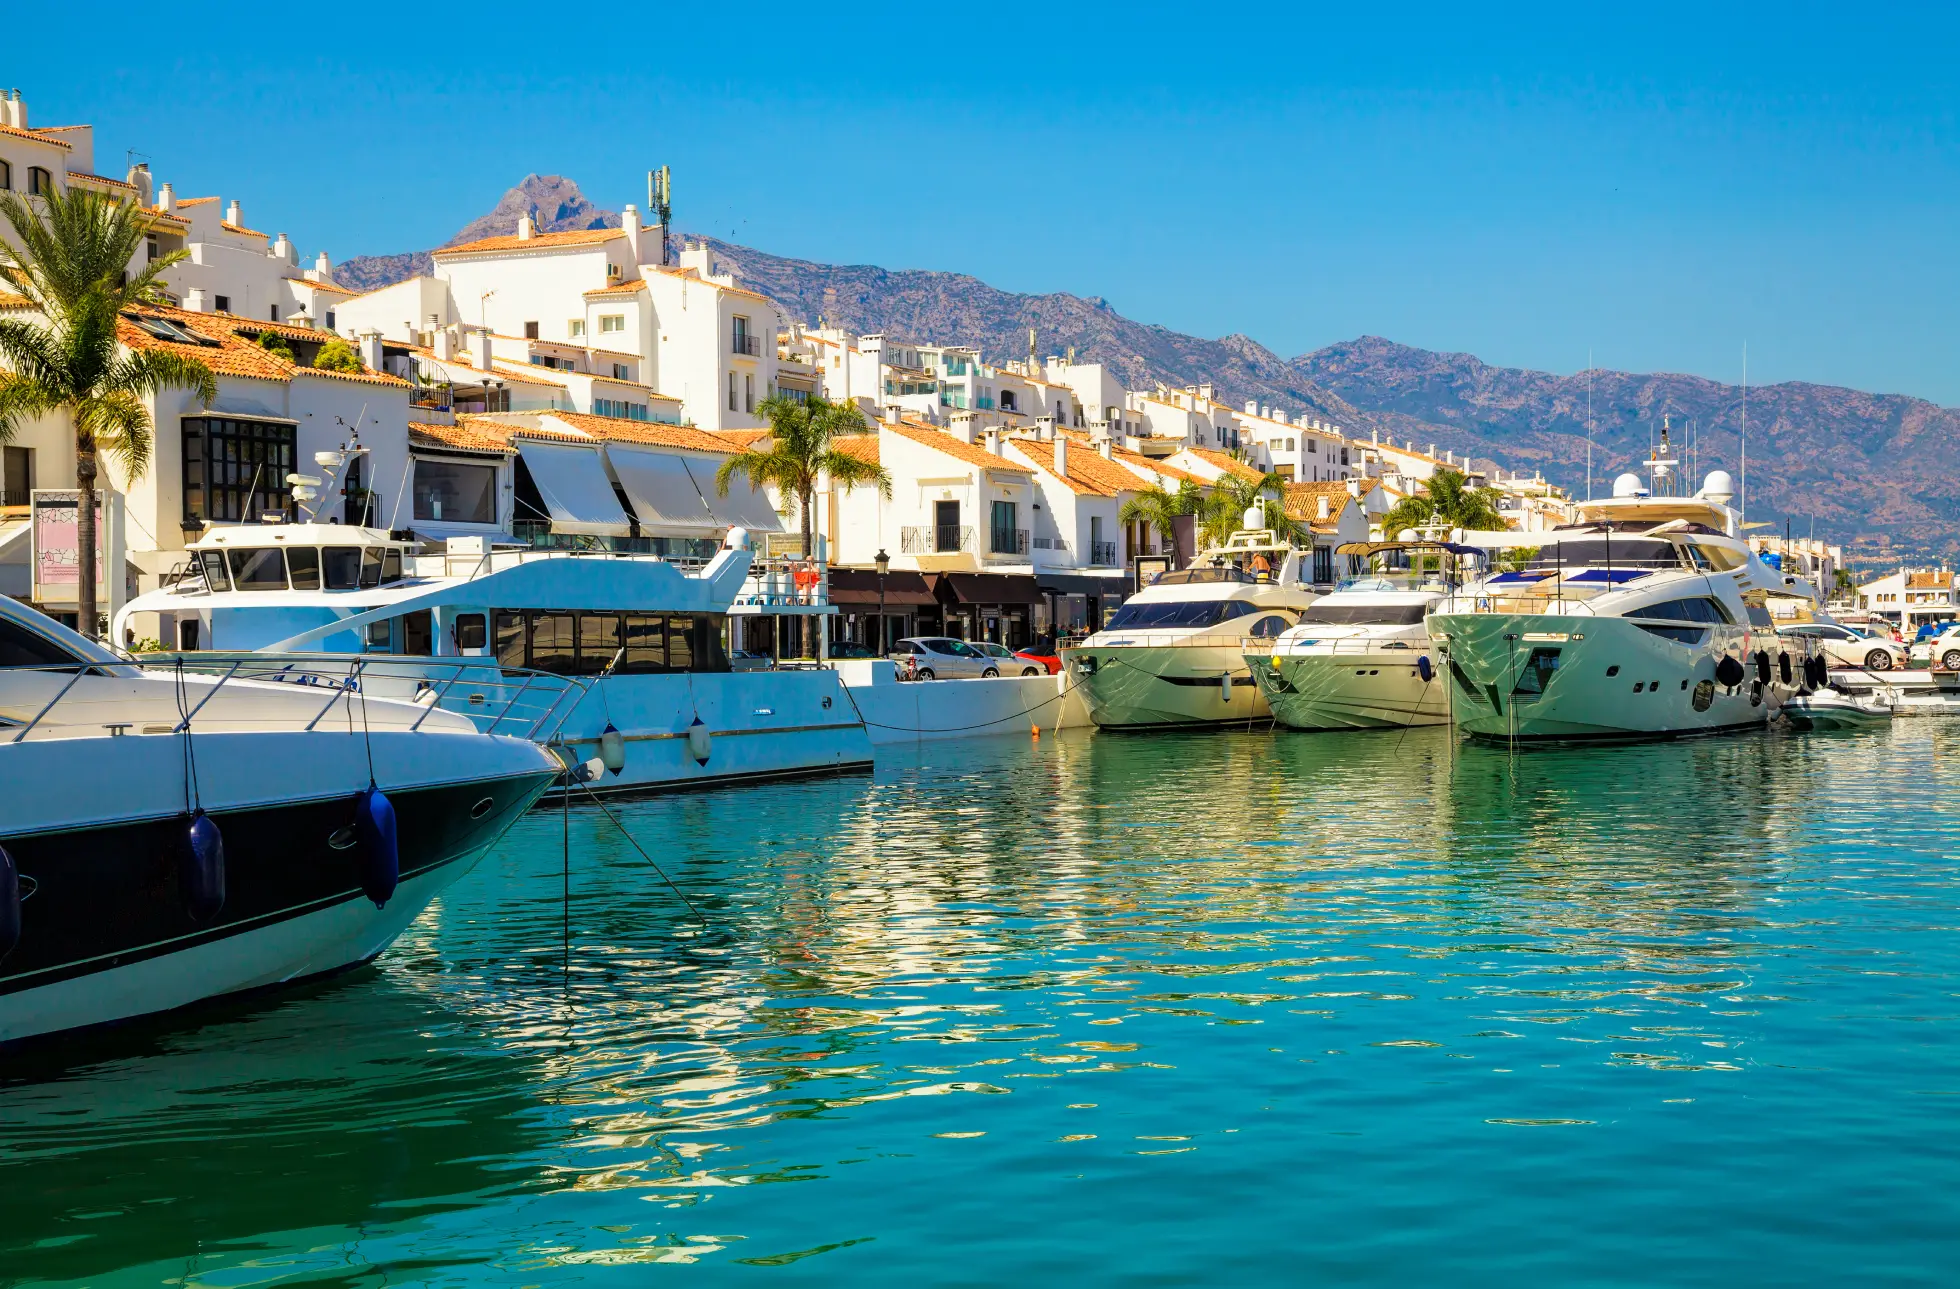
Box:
(833, 661), (1092, 744)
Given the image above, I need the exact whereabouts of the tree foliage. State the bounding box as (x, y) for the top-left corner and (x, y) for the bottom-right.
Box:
(1117, 479), (1202, 550)
(312, 338), (362, 373)
(1380, 466), (1507, 537)
(1198, 468), (1304, 548)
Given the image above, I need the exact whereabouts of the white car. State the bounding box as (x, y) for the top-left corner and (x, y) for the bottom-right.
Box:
(1777, 622), (1910, 672)
(890, 636), (1000, 680)
(1911, 623), (1960, 671)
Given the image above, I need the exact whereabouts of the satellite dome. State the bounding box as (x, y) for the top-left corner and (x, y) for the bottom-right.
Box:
(1242, 503), (1265, 531)
(1612, 472), (1648, 498)
(1701, 470), (1736, 503)
(1397, 528), (1421, 542)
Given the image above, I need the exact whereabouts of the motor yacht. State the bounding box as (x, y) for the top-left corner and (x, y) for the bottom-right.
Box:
(116, 521), (874, 795)
(1062, 522), (1315, 729)
(0, 596), (562, 1044)
(1248, 540), (1473, 731)
(1428, 431), (1824, 742)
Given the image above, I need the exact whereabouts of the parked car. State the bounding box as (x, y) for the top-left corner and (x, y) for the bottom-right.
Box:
(1014, 648), (1063, 675)
(1910, 621), (1960, 671)
(728, 649), (772, 673)
(828, 640), (881, 660)
(961, 641), (1050, 676)
(890, 637), (1002, 679)
(1777, 622), (1910, 672)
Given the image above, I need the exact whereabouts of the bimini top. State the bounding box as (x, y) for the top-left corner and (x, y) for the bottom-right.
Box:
(1335, 540), (1485, 558)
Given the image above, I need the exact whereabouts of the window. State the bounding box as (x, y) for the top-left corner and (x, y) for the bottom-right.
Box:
(1247, 614), (1290, 638)
(576, 612), (622, 675)
(0, 160), (10, 190)
(287, 546), (320, 590)
(613, 363), (628, 380)
(524, 321), (540, 340)
(1298, 601), (1429, 626)
(1, 445), (31, 507)
(728, 373), (737, 411)
(455, 614), (487, 651)
(569, 319), (586, 338)
(599, 314), (625, 333)
(197, 549), (230, 592)
(1312, 547), (1334, 583)
(732, 315), (756, 355)
(359, 547), (384, 588)
(181, 417), (297, 523)
(146, 235), (159, 262)
(502, 611), (731, 674)
(990, 500), (1018, 554)
(744, 373), (753, 413)
(1105, 599), (1250, 629)
(1525, 538), (1680, 571)
(325, 310), (335, 330)
(413, 457), (497, 524)
(27, 166), (52, 196)
(269, 305), (279, 322)
(321, 547), (359, 588)
(365, 619), (393, 652)
(935, 500), (961, 553)
(527, 613), (577, 673)
(227, 546), (288, 591)
(214, 294), (231, 313)
(1000, 390), (1018, 412)
(1628, 597), (1731, 624)
(1512, 647), (1562, 697)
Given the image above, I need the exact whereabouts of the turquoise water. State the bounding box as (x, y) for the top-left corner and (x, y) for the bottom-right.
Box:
(6, 723), (1960, 1285)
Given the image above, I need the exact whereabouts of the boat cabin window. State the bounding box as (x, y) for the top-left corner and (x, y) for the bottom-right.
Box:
(323, 547), (362, 590)
(454, 613), (487, 651)
(0, 618), (84, 668)
(400, 610), (433, 657)
(197, 549), (231, 592)
(287, 546), (320, 590)
(495, 610), (731, 675)
(365, 619), (392, 652)
(1246, 614), (1291, 638)
(229, 546), (288, 591)
(359, 547), (384, 589)
(1150, 567), (1252, 587)
(1105, 598), (1252, 630)
(1298, 602), (1431, 627)
(380, 549), (403, 583)
(1628, 597), (1731, 624)
(1525, 538), (1680, 571)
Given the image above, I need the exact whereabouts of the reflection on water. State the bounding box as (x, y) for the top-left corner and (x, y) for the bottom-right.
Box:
(6, 722), (1960, 1285)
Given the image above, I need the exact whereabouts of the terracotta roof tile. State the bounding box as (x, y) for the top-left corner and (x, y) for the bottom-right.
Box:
(114, 305), (410, 387)
(712, 428), (772, 450)
(409, 420), (516, 454)
(831, 434), (879, 466)
(883, 418), (1032, 474)
(1008, 438), (1142, 497)
(583, 279), (648, 298)
(286, 276), (357, 296)
(175, 196), (219, 207)
(1282, 480), (1357, 526)
(649, 265), (776, 305)
(542, 412), (736, 454)
(221, 221), (268, 239)
(435, 228), (625, 257)
(0, 124), (70, 149)
(0, 291), (32, 311)
(68, 171), (135, 191)
(1183, 447), (1264, 482)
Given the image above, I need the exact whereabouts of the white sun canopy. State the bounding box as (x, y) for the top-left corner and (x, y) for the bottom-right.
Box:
(514, 440), (630, 536)
(687, 460), (784, 533)
(608, 447), (719, 534)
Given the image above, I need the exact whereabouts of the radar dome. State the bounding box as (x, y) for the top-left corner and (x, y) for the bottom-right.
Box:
(1397, 528), (1421, 542)
(1242, 503), (1265, 530)
(1700, 470), (1736, 503)
(1612, 472), (1648, 498)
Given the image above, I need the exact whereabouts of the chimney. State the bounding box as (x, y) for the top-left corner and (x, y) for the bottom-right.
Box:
(1317, 495), (1331, 521)
(517, 214), (535, 240)
(621, 203), (642, 249)
(357, 330), (383, 372)
(1428, 443), (1437, 459)
(226, 199), (243, 227)
(474, 326), (494, 372)
(8, 89), (23, 130)
(184, 286), (207, 311)
(1244, 399), (1259, 415)
(885, 405), (901, 425)
(434, 326), (457, 361)
(157, 182), (175, 214)
(1035, 414), (1057, 441)
(949, 416), (977, 445)
(1054, 436), (1070, 479)
(1199, 383), (1214, 400)
(1347, 478), (1361, 499)
(983, 428), (1002, 456)
(124, 162), (153, 206)
(313, 250), (334, 285)
(272, 232), (294, 263)
(1098, 438), (1114, 460)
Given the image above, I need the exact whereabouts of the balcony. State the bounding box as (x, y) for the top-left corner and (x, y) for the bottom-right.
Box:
(989, 528), (1028, 557)
(1089, 541), (1119, 567)
(1032, 536), (1070, 553)
(731, 333), (761, 357)
(901, 525), (975, 555)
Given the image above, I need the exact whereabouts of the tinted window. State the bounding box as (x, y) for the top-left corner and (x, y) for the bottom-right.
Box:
(455, 613), (487, 651)
(380, 549), (403, 583)
(666, 616), (695, 672)
(1630, 597), (1731, 624)
(620, 614), (670, 673)
(1298, 602), (1429, 626)
(287, 546), (320, 590)
(529, 613), (576, 674)
(1526, 539), (1680, 570)
(198, 549), (230, 592)
(0, 619), (82, 668)
(228, 547), (287, 591)
(494, 611), (525, 667)
(577, 612), (621, 675)
(359, 548), (384, 589)
(1247, 614), (1290, 638)
(1106, 599), (1243, 629)
(322, 547), (362, 590)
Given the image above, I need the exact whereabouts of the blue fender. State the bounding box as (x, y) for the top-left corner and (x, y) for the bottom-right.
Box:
(182, 810), (227, 922)
(1417, 655), (1434, 682)
(356, 787), (399, 908)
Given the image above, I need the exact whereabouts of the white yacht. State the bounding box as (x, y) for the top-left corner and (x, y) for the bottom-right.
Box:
(1248, 540), (1469, 730)
(1428, 436), (1824, 742)
(1062, 524), (1314, 729)
(0, 596), (562, 1044)
(116, 520), (874, 795)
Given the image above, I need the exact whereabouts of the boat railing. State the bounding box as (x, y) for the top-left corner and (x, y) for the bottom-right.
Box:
(1258, 636), (1431, 658)
(1080, 630), (1267, 650)
(102, 653), (594, 744)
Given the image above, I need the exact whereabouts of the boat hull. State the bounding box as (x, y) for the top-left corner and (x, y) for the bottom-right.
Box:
(1063, 643), (1271, 729)
(0, 741), (556, 1044)
(1784, 695), (1894, 732)
(1250, 648), (1451, 730)
(1430, 611), (1780, 742)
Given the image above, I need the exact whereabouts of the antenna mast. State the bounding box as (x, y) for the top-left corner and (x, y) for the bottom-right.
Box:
(1740, 342), (1748, 526)
(648, 166), (673, 267)
(1585, 349), (1594, 502)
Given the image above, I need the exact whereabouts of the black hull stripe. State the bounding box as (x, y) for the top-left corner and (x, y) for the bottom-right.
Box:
(542, 759), (874, 804)
(1463, 718), (1768, 745)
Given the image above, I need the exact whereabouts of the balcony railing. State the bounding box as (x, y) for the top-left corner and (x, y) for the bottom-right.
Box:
(1089, 541), (1119, 566)
(989, 528), (1028, 556)
(901, 525), (975, 555)
(731, 333), (761, 357)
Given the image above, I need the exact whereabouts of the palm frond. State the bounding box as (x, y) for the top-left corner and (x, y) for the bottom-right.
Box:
(105, 346), (218, 409)
(75, 388), (154, 481)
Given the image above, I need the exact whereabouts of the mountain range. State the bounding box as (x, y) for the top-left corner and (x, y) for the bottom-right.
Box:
(335, 177), (1960, 569)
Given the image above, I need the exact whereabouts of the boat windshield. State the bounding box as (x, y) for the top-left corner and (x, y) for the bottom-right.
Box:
(1297, 601), (1429, 627)
(1150, 567), (1253, 586)
(1524, 538), (1680, 571)
(1105, 599), (1253, 630)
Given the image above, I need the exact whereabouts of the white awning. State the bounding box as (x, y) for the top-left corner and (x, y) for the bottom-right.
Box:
(608, 447), (719, 534)
(686, 459), (784, 533)
(514, 440), (630, 536)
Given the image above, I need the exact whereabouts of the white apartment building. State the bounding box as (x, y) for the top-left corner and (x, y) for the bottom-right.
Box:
(335, 212), (795, 433)
(1128, 386), (1242, 453)
(824, 414), (1036, 575)
(1857, 567), (1956, 631)
(1236, 402), (1351, 482)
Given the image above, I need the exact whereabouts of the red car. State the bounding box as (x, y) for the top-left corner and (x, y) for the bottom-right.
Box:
(1014, 649), (1062, 675)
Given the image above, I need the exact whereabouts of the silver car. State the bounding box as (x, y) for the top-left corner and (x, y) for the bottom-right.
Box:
(891, 636), (1001, 680)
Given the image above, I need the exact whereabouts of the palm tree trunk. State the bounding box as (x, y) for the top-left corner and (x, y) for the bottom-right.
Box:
(800, 485), (815, 659)
(75, 447), (98, 641)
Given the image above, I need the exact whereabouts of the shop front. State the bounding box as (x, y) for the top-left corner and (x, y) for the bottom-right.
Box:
(927, 572), (1042, 649)
(1036, 570), (1132, 648)
(827, 567), (936, 652)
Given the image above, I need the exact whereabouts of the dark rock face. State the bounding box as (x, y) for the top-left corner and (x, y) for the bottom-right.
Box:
(329, 177), (1957, 565)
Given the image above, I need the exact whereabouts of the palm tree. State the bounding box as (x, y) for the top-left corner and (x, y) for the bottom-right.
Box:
(1198, 469), (1304, 548)
(716, 393), (890, 657)
(0, 186), (215, 639)
(1379, 466), (1507, 538)
(1118, 479), (1202, 560)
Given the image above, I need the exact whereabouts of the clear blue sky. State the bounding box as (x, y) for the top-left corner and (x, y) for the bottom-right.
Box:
(15, 3), (1959, 402)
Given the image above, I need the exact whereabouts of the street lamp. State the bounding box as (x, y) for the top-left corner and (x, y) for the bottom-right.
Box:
(874, 547), (890, 652)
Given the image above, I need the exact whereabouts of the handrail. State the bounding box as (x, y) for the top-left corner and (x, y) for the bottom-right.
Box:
(9, 668), (89, 744)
